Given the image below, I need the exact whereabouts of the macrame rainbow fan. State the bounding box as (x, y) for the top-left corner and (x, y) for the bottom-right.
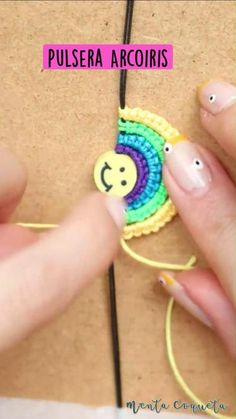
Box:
(94, 106), (185, 238)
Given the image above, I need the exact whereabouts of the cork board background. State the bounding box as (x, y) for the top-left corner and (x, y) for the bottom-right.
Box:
(0, 0), (235, 413)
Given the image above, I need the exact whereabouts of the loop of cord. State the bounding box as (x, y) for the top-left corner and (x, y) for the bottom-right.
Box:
(120, 238), (197, 271)
(166, 298), (236, 419)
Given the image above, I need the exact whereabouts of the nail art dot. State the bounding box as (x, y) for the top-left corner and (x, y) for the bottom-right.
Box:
(121, 180), (127, 186)
(193, 158), (204, 169)
(208, 94), (216, 103)
(159, 277), (166, 285)
(120, 167), (125, 172)
(164, 143), (173, 154)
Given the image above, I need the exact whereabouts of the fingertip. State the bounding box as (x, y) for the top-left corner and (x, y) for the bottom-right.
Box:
(45, 191), (125, 286)
(199, 106), (211, 122)
(159, 268), (236, 358)
(0, 148), (27, 221)
(1, 147), (27, 192)
(178, 269), (236, 359)
(197, 81), (236, 157)
(158, 270), (213, 328)
(197, 80), (236, 115)
(0, 224), (37, 260)
(64, 191), (125, 235)
(104, 195), (126, 230)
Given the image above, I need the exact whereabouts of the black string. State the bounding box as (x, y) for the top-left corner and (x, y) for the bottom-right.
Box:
(108, 264), (122, 407)
(108, 0), (135, 409)
(119, 0), (135, 110)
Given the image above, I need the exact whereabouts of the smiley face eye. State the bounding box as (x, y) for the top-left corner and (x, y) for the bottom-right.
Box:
(121, 180), (127, 186)
(164, 143), (173, 154)
(208, 94), (216, 103)
(193, 158), (204, 169)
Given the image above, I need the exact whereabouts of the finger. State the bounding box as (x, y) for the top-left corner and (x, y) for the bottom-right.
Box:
(0, 192), (125, 351)
(163, 140), (236, 304)
(198, 80), (236, 158)
(158, 269), (236, 358)
(0, 147), (27, 222)
(0, 225), (37, 260)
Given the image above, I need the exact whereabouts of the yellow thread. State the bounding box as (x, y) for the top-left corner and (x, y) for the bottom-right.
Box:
(17, 223), (57, 230)
(166, 298), (236, 419)
(169, 134), (187, 145)
(121, 238), (196, 271)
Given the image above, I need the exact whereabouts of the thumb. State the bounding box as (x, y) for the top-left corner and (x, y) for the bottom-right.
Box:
(0, 192), (125, 351)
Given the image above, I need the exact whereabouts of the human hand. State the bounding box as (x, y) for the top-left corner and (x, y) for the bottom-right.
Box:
(0, 153), (125, 352)
(159, 80), (236, 358)
(1, 81), (235, 359)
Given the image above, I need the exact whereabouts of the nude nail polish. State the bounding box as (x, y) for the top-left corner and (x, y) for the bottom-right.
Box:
(105, 196), (126, 229)
(198, 80), (236, 115)
(164, 140), (212, 194)
(158, 272), (212, 328)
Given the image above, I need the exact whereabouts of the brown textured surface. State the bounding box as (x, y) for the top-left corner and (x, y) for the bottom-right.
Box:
(0, 0), (235, 413)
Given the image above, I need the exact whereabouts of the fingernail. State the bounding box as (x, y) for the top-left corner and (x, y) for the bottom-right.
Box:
(198, 80), (236, 115)
(164, 140), (212, 194)
(158, 272), (213, 328)
(105, 196), (126, 229)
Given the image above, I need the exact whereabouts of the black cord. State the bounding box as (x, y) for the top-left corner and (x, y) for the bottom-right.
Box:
(119, 0), (135, 109)
(108, 0), (135, 409)
(108, 264), (122, 407)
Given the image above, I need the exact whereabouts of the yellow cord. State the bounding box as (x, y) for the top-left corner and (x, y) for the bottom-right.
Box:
(120, 238), (196, 271)
(17, 222), (57, 230)
(166, 298), (236, 419)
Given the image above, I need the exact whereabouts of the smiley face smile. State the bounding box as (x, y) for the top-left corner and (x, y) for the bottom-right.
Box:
(101, 162), (113, 192)
(94, 150), (137, 198)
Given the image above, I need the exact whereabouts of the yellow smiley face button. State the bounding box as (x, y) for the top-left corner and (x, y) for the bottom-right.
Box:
(94, 150), (137, 197)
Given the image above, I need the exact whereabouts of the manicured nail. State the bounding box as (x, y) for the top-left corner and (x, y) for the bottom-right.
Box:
(198, 80), (236, 115)
(158, 272), (212, 328)
(164, 140), (212, 194)
(105, 196), (126, 228)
